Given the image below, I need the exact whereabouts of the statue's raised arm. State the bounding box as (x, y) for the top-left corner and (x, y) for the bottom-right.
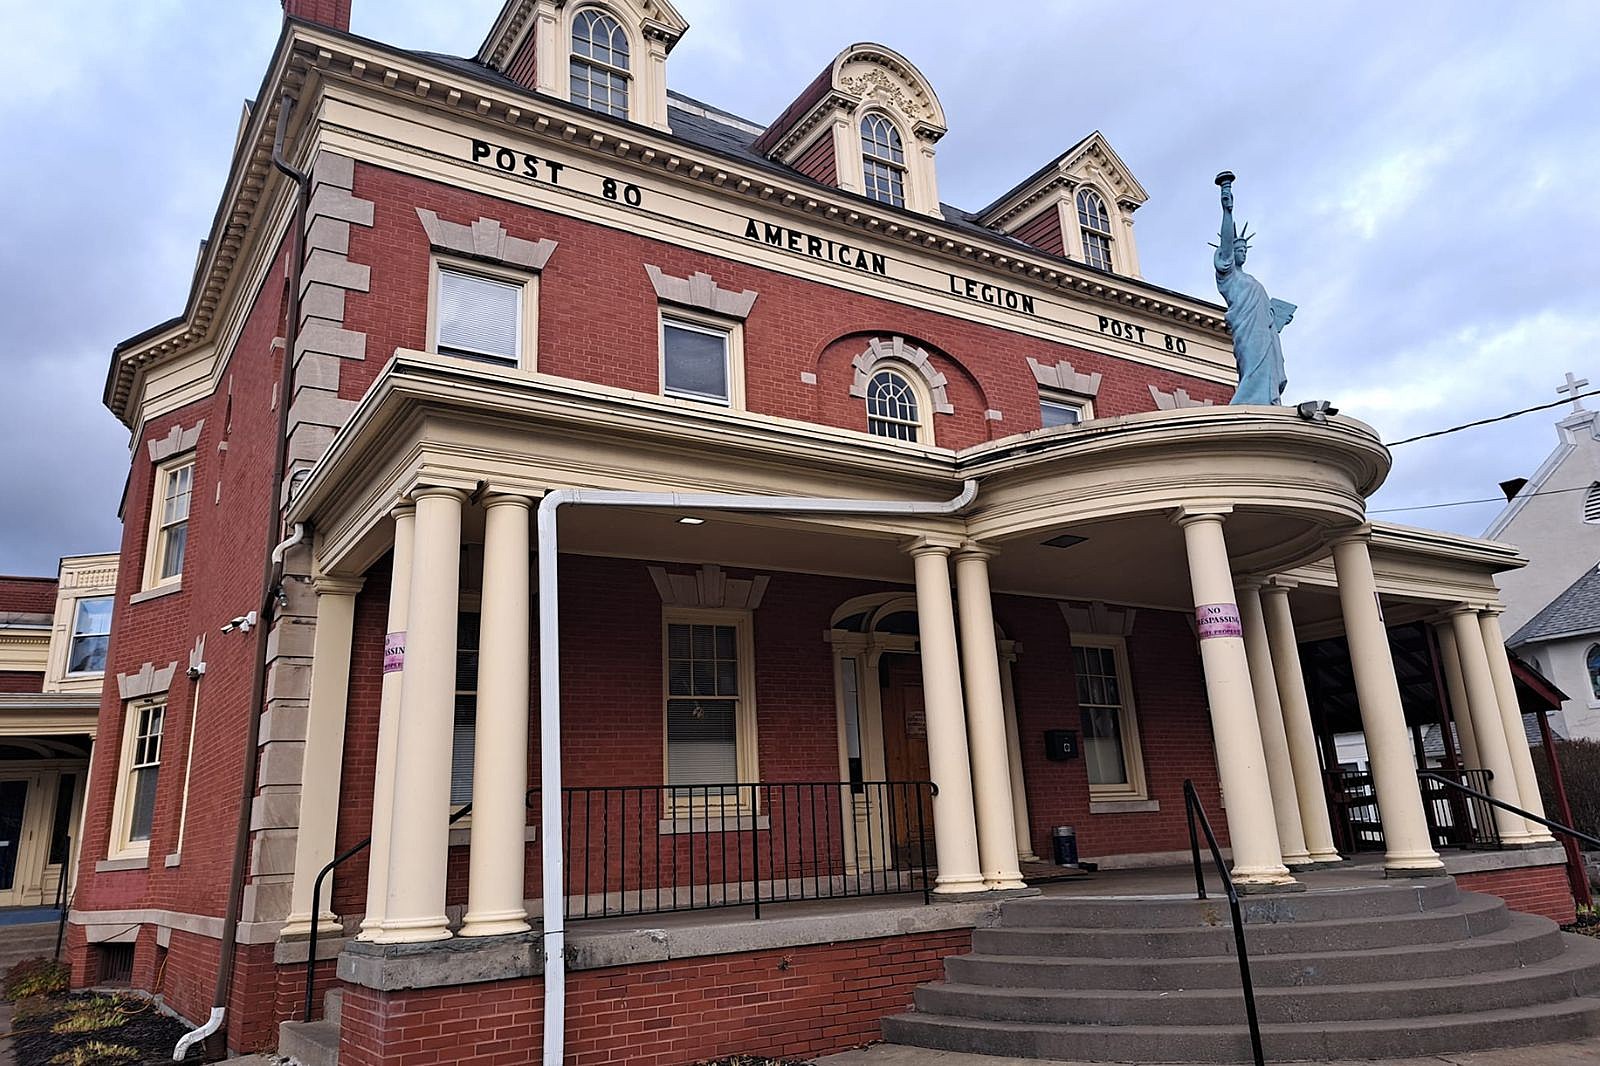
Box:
(1210, 172), (1291, 406)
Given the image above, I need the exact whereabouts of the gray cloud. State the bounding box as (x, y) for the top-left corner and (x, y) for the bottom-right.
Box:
(2, 0), (1595, 574)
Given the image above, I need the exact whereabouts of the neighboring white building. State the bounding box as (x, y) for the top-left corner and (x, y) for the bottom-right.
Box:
(1486, 375), (1600, 737)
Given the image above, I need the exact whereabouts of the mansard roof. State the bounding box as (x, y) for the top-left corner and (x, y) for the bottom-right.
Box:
(477, 0), (690, 70)
(751, 42), (948, 159)
(976, 130), (1149, 230)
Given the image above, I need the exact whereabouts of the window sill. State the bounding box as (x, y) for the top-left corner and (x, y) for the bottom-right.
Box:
(129, 581), (182, 605)
(1089, 798), (1160, 815)
(659, 815), (770, 835)
(448, 824), (537, 847)
(96, 855), (150, 873)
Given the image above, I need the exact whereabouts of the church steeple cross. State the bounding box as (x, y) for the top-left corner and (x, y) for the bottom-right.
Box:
(1558, 371), (1590, 413)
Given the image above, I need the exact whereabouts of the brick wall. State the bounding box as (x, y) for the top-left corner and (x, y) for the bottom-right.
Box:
(339, 928), (971, 1066)
(1456, 863), (1577, 925)
(0, 576), (58, 613)
(0, 671), (44, 694)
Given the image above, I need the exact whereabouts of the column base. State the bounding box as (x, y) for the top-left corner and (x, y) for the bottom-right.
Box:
(981, 874), (1028, 891)
(1282, 853), (1317, 869)
(932, 872), (987, 895)
(365, 916), (453, 945)
(280, 911), (343, 940)
(459, 911), (533, 938)
(1017, 851), (1042, 863)
(1305, 849), (1345, 865)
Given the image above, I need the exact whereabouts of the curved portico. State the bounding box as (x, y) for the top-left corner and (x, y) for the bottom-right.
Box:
(276, 353), (1557, 943)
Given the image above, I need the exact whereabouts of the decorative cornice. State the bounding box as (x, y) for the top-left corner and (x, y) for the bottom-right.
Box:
(1029, 358), (1102, 397)
(1060, 600), (1138, 637)
(117, 661), (179, 701)
(415, 208), (558, 271)
(147, 420), (204, 462)
(644, 265), (757, 319)
(1149, 385), (1214, 411)
(849, 335), (954, 415)
(648, 564), (769, 610)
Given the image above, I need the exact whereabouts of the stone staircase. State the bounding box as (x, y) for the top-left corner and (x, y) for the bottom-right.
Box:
(279, 986), (341, 1066)
(883, 878), (1600, 1062)
(0, 920), (62, 972)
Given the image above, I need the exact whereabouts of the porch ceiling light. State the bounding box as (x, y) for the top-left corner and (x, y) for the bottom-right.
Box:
(1043, 533), (1087, 549)
(677, 516), (706, 525)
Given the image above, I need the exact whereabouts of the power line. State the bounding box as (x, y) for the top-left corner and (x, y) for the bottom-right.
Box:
(1368, 484), (1590, 515)
(1384, 389), (1600, 447)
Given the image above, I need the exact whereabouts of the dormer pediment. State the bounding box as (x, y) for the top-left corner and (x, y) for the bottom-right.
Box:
(752, 43), (947, 218)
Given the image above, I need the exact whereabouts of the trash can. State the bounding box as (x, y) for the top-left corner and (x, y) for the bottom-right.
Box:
(1052, 825), (1078, 867)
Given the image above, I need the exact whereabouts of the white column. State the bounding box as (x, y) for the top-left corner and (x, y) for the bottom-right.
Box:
(358, 504), (414, 940)
(1434, 621), (1481, 770)
(1330, 534), (1443, 874)
(1449, 607), (1537, 844)
(908, 542), (984, 894)
(1237, 584), (1312, 867)
(998, 652), (1040, 862)
(1480, 609), (1555, 841)
(1260, 584), (1342, 864)
(282, 575), (363, 938)
(1176, 510), (1294, 888)
(953, 547), (1026, 891)
(370, 486), (465, 943)
(461, 496), (534, 937)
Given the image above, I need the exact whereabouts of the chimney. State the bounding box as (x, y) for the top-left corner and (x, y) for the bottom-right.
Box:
(282, 0), (351, 32)
(1499, 477), (1529, 501)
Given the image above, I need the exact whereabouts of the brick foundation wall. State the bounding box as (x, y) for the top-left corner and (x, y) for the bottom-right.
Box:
(1456, 863), (1577, 924)
(339, 928), (971, 1066)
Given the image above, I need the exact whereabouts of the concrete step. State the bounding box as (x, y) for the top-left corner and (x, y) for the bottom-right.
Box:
(948, 913), (1567, 990)
(279, 1018), (340, 1066)
(972, 893), (1508, 959)
(917, 933), (1600, 1027)
(882, 995), (1600, 1063)
(324, 986), (343, 1027)
(999, 879), (1460, 929)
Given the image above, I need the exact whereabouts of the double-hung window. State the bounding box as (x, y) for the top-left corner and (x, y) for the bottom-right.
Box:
(147, 458), (193, 588)
(662, 317), (733, 405)
(571, 8), (630, 119)
(1040, 392), (1092, 428)
(435, 266), (527, 366)
(1076, 188), (1115, 272)
(1072, 636), (1147, 801)
(860, 114), (907, 208)
(67, 596), (113, 675)
(664, 612), (756, 801)
(111, 699), (165, 857)
(451, 611), (481, 807)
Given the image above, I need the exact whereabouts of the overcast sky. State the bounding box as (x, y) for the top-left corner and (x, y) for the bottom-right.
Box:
(2, 0), (1597, 575)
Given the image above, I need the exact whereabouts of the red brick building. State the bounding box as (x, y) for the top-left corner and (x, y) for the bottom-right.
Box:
(69, 1), (1574, 1062)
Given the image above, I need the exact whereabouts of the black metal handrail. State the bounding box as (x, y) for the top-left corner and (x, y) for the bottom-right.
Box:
(53, 836), (70, 962)
(302, 802), (476, 1022)
(1183, 779), (1265, 1066)
(1418, 772), (1600, 850)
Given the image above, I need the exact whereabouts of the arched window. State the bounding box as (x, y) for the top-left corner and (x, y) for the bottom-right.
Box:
(866, 369), (922, 442)
(571, 8), (630, 119)
(1589, 644), (1600, 700)
(1585, 482), (1600, 523)
(860, 114), (907, 208)
(1076, 188), (1115, 272)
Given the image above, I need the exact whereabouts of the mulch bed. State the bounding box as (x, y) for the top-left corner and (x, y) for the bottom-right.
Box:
(1564, 910), (1600, 939)
(11, 991), (200, 1065)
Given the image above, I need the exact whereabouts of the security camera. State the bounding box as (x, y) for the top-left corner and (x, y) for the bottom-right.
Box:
(186, 663), (206, 680)
(220, 611), (258, 634)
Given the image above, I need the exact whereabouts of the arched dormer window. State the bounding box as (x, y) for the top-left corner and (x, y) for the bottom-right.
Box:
(860, 114), (907, 209)
(1076, 187), (1114, 272)
(571, 8), (630, 119)
(1588, 644), (1600, 700)
(1585, 483), (1600, 523)
(866, 368), (925, 442)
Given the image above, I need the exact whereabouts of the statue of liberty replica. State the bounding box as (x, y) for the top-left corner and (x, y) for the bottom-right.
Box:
(1214, 172), (1296, 405)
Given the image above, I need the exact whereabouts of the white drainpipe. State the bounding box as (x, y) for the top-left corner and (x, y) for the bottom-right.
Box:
(535, 479), (978, 1066)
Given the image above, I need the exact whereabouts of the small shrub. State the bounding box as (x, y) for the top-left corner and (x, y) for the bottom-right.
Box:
(51, 997), (127, 1034)
(49, 1041), (139, 1066)
(13, 993), (60, 1025)
(3, 958), (69, 1001)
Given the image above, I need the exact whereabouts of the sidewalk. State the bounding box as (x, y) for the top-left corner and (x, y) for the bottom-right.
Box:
(813, 1039), (1600, 1065)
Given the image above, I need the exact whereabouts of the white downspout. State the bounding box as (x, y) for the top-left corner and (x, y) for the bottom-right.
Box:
(536, 479), (978, 1066)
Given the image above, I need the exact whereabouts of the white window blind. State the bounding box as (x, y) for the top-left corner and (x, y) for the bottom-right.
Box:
(666, 623), (739, 789)
(437, 269), (521, 363)
(662, 320), (731, 403)
(1040, 399), (1084, 428)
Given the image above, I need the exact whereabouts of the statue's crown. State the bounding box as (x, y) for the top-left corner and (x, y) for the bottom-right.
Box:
(1209, 222), (1253, 250)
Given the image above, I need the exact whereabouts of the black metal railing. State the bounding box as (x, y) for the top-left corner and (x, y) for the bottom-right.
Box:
(1183, 779), (1264, 1066)
(52, 836), (70, 962)
(557, 780), (934, 922)
(1417, 768), (1500, 849)
(1418, 772), (1600, 891)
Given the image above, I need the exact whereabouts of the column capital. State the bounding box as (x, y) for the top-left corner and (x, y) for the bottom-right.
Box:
(1325, 523), (1374, 548)
(411, 484), (470, 504)
(1479, 603), (1506, 618)
(481, 493), (535, 512)
(952, 541), (998, 563)
(905, 535), (961, 557)
(312, 574), (365, 597)
(390, 502), (416, 521)
(1234, 578), (1267, 594)
(1262, 577), (1299, 594)
(1173, 505), (1233, 528)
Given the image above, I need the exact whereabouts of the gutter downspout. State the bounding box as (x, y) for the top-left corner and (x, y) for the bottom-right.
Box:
(535, 479), (978, 1066)
(175, 91), (310, 1063)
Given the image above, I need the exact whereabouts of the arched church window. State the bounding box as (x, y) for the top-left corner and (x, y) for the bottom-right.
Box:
(571, 8), (630, 119)
(1076, 188), (1114, 272)
(866, 369), (922, 442)
(1584, 482), (1600, 524)
(1589, 644), (1600, 700)
(860, 114), (907, 208)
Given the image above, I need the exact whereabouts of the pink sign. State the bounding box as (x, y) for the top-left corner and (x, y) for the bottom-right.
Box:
(1195, 603), (1243, 640)
(383, 631), (406, 673)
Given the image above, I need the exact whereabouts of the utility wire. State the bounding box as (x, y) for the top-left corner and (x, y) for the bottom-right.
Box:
(1384, 389), (1600, 447)
(1368, 484), (1590, 515)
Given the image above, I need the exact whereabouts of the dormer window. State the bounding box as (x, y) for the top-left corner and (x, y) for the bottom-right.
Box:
(1076, 188), (1114, 271)
(860, 114), (907, 209)
(571, 8), (630, 120)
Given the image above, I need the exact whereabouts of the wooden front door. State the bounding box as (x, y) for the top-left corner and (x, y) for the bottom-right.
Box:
(878, 654), (935, 866)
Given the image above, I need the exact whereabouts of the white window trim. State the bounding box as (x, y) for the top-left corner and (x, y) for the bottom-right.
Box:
(569, 5), (634, 121)
(662, 607), (759, 811)
(65, 596), (113, 678)
(864, 362), (935, 445)
(1073, 634), (1148, 802)
(107, 698), (164, 861)
(859, 111), (909, 210)
(658, 308), (746, 409)
(426, 255), (539, 371)
(1040, 389), (1094, 427)
(142, 455), (194, 593)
